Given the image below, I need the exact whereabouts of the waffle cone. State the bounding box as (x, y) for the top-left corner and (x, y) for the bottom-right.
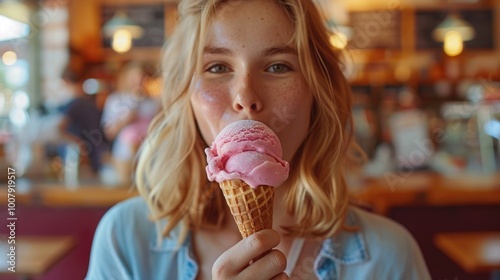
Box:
(219, 179), (274, 238)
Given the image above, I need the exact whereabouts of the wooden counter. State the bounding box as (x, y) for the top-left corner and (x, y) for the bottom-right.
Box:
(351, 172), (500, 214)
(0, 236), (75, 278)
(0, 180), (138, 207)
(434, 231), (500, 273)
(2, 172), (499, 209)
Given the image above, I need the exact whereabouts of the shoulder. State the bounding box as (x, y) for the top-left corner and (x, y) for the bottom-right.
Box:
(347, 207), (431, 279)
(87, 196), (160, 279)
(102, 93), (123, 108)
(105, 92), (121, 102)
(351, 207), (415, 250)
(87, 196), (194, 279)
(93, 196), (152, 244)
(103, 195), (150, 219)
(90, 196), (162, 260)
(317, 206), (430, 279)
(102, 92), (137, 113)
(94, 196), (187, 249)
(324, 206), (419, 264)
(97, 196), (153, 237)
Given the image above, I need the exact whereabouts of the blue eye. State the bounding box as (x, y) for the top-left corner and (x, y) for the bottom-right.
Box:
(267, 64), (290, 73)
(207, 64), (229, 73)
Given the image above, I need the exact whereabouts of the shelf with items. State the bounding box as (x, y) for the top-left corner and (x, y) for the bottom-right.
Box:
(69, 0), (179, 64)
(345, 0), (498, 87)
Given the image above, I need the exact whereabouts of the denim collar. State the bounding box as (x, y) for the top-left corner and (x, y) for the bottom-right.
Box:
(313, 207), (369, 280)
(319, 207), (369, 264)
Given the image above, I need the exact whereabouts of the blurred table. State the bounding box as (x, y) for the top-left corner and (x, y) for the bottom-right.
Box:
(39, 185), (137, 207)
(434, 232), (500, 279)
(351, 172), (500, 214)
(0, 179), (138, 207)
(0, 236), (75, 279)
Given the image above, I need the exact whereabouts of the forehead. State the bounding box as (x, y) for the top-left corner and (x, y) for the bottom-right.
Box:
(205, 0), (295, 46)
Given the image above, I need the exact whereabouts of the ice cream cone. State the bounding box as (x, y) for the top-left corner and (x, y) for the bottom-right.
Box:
(219, 179), (274, 238)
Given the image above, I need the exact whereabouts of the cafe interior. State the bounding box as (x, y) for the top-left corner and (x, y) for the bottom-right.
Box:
(0, 0), (499, 279)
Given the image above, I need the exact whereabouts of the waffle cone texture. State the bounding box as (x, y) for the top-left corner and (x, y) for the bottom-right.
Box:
(219, 179), (274, 238)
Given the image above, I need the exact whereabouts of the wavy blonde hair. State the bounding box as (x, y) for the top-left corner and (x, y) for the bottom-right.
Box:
(136, 0), (359, 243)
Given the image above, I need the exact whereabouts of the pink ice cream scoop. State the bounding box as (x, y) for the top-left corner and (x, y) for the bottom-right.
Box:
(205, 120), (289, 188)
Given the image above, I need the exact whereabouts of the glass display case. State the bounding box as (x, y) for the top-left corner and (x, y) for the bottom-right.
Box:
(439, 82), (500, 176)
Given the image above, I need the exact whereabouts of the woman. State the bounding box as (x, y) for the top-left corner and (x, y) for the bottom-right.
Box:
(101, 62), (159, 184)
(87, 0), (431, 279)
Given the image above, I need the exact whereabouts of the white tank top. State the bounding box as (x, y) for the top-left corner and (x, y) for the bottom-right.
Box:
(284, 238), (305, 276)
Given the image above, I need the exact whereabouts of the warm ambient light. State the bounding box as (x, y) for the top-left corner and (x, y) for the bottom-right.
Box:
(103, 10), (143, 54)
(2, 51), (17, 65)
(326, 19), (352, 50)
(0, 15), (30, 42)
(432, 14), (474, 57)
(329, 32), (348, 49)
(444, 31), (463, 57)
(111, 29), (132, 54)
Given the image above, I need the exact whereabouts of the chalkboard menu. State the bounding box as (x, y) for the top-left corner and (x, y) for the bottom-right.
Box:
(101, 4), (165, 48)
(349, 10), (401, 49)
(415, 10), (493, 50)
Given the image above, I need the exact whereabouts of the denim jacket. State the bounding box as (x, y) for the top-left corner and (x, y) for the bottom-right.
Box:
(86, 197), (430, 280)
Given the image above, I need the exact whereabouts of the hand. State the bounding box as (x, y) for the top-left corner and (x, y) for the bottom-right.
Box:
(212, 229), (289, 280)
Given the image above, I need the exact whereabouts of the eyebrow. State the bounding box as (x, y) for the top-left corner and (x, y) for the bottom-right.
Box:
(203, 47), (232, 55)
(262, 46), (297, 56)
(203, 45), (297, 56)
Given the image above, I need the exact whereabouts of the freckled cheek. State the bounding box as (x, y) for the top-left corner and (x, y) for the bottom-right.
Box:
(268, 83), (310, 116)
(192, 81), (230, 116)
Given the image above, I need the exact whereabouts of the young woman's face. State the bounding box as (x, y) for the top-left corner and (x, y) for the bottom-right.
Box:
(190, 0), (312, 162)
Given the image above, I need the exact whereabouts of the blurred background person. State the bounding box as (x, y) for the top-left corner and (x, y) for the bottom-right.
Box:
(101, 61), (159, 184)
(57, 67), (109, 177)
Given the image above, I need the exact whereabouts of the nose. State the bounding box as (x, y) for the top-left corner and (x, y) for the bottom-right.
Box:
(232, 75), (263, 112)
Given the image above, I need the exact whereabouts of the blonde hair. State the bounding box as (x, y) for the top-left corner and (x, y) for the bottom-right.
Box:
(136, 0), (358, 243)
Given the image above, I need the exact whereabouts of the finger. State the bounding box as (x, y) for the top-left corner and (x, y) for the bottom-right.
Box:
(271, 272), (290, 280)
(212, 229), (281, 277)
(239, 249), (287, 280)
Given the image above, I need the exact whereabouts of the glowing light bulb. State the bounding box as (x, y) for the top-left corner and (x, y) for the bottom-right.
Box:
(111, 29), (132, 54)
(329, 32), (348, 49)
(444, 31), (463, 57)
(2, 51), (17, 65)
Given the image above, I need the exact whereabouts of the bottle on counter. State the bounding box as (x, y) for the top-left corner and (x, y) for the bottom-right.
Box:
(64, 143), (80, 189)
